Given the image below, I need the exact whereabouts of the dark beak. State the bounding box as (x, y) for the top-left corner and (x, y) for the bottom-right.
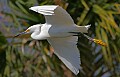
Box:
(14, 31), (26, 37)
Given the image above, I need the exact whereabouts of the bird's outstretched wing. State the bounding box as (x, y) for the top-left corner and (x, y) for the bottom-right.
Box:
(29, 5), (75, 26)
(47, 36), (81, 75)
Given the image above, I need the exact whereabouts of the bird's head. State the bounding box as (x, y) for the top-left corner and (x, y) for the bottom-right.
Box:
(14, 24), (41, 37)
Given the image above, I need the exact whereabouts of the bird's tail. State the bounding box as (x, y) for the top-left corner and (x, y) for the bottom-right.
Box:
(69, 32), (107, 47)
(76, 24), (91, 33)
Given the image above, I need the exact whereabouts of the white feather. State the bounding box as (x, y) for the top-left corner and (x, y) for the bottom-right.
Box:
(28, 5), (91, 75)
(47, 36), (81, 75)
(29, 5), (74, 26)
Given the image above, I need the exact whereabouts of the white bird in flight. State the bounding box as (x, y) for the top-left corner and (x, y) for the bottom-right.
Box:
(15, 5), (91, 75)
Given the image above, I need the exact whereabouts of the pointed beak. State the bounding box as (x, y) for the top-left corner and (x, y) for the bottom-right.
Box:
(14, 29), (30, 38)
(14, 31), (26, 37)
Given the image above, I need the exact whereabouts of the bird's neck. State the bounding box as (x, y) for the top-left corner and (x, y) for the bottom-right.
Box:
(31, 31), (40, 40)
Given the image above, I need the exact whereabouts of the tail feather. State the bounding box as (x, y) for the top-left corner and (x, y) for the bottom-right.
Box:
(85, 24), (91, 30)
(76, 24), (91, 33)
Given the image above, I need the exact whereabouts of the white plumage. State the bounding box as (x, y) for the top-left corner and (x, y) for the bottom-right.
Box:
(25, 5), (90, 75)
(47, 36), (81, 74)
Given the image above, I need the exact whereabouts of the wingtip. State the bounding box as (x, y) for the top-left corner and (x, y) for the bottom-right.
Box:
(71, 65), (82, 75)
(29, 7), (32, 10)
(29, 6), (36, 11)
(29, 5), (59, 11)
(74, 70), (79, 75)
(73, 66), (85, 75)
(29, 5), (59, 15)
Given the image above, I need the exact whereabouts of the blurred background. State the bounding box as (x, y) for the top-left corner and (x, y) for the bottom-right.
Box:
(0, 0), (120, 77)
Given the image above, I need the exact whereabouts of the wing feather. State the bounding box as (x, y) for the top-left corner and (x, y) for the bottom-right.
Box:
(29, 5), (74, 26)
(47, 36), (81, 75)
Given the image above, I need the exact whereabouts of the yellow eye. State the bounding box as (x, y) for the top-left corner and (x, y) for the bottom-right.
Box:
(25, 29), (30, 32)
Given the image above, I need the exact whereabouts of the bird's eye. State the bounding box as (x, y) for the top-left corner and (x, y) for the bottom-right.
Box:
(25, 29), (30, 33)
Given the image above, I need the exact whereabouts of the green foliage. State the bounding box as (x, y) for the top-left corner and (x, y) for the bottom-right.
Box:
(0, 32), (7, 76)
(0, 0), (120, 77)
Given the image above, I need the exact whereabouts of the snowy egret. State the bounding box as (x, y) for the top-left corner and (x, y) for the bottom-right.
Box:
(15, 5), (106, 75)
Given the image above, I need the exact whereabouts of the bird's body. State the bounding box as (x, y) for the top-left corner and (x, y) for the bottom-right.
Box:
(17, 5), (91, 75)
(30, 23), (89, 40)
